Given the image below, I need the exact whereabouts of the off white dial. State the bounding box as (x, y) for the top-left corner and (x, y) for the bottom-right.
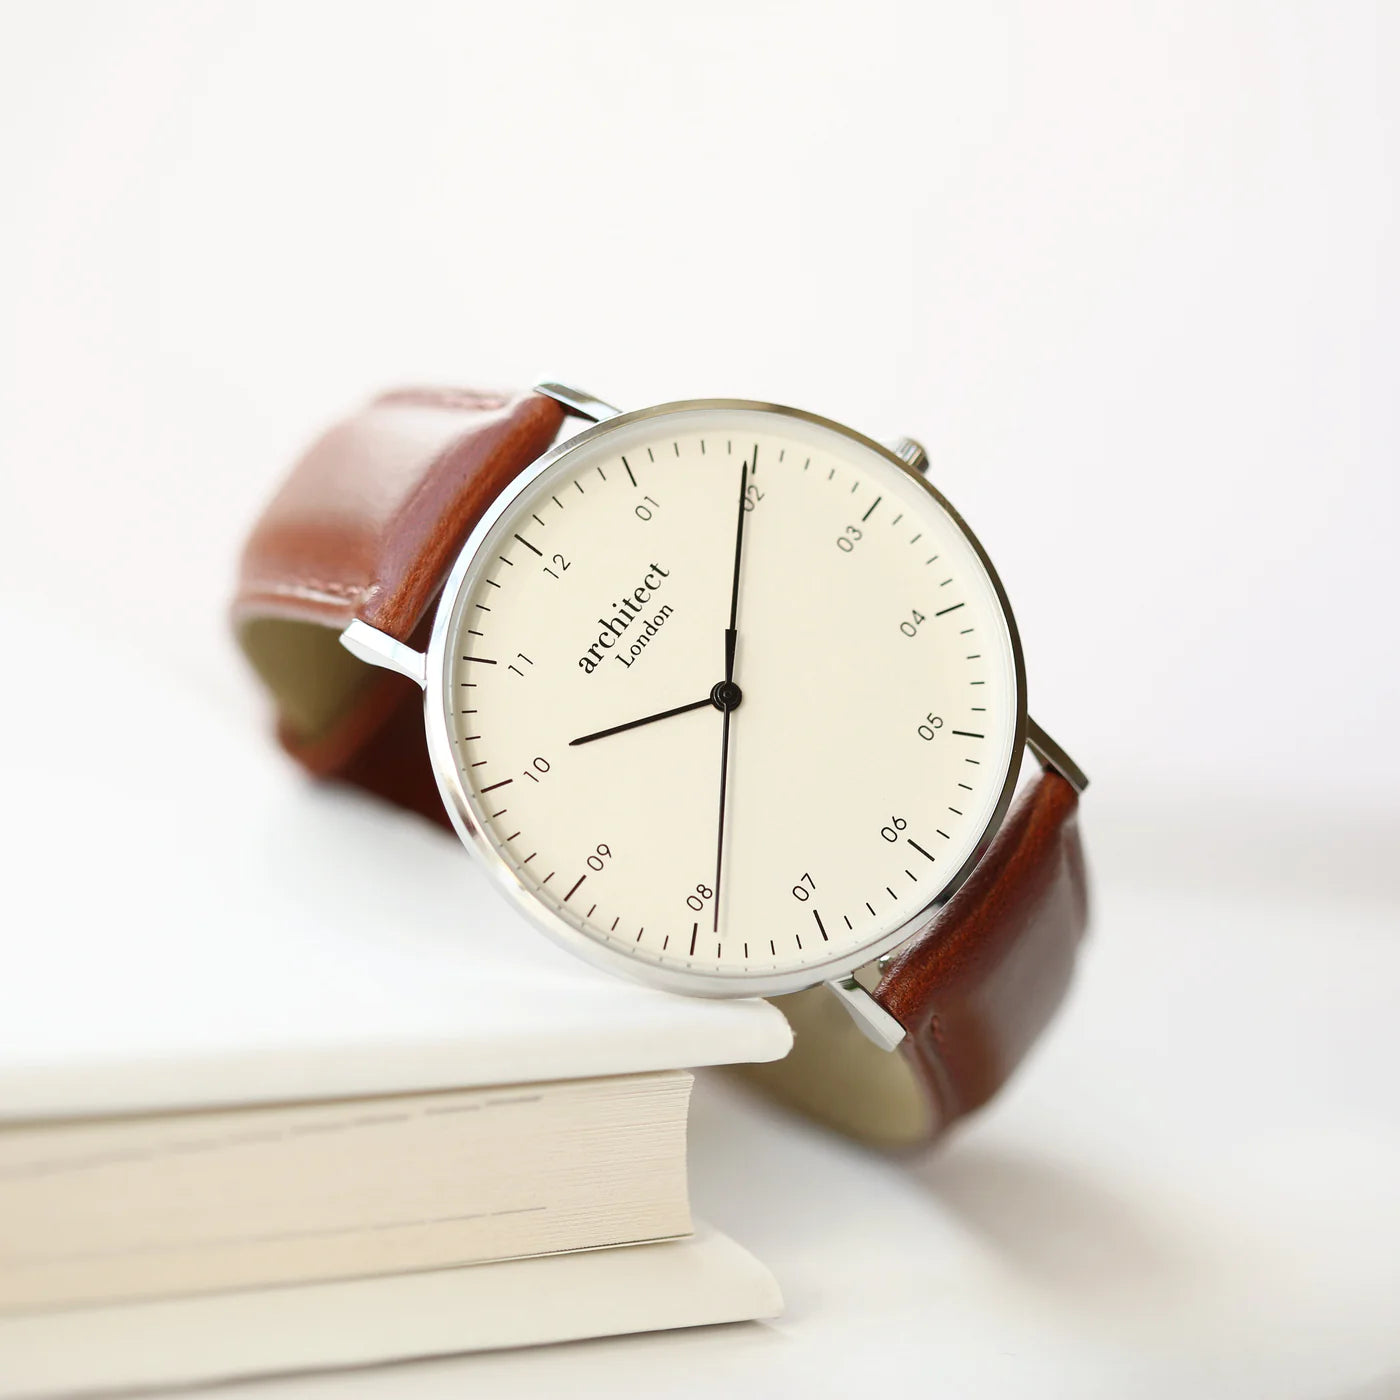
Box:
(436, 403), (1022, 989)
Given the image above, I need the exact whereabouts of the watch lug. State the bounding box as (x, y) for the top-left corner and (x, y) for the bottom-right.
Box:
(534, 381), (623, 422)
(340, 619), (428, 689)
(827, 977), (907, 1052)
(1027, 716), (1089, 793)
(885, 435), (930, 475)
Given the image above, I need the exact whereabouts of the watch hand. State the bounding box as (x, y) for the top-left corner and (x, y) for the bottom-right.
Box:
(713, 457), (751, 933)
(724, 456), (750, 683)
(568, 695), (713, 747)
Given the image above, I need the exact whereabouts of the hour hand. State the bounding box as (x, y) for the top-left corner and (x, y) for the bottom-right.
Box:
(569, 695), (714, 747)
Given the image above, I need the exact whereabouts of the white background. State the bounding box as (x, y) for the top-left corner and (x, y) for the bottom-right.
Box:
(1, 4), (1396, 1398)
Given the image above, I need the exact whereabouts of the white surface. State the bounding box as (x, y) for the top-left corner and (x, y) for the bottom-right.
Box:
(161, 866), (1400, 1400)
(0, 1223), (781, 1398)
(0, 3), (1396, 1396)
(0, 611), (789, 1120)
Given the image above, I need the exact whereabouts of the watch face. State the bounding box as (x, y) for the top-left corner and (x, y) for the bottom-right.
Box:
(425, 401), (1025, 997)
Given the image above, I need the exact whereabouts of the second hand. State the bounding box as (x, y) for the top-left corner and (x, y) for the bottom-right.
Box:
(713, 455), (751, 934)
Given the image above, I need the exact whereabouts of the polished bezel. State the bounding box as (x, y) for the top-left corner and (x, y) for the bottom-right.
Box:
(422, 398), (1028, 999)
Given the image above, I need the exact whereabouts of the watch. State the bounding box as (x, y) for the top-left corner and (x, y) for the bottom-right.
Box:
(234, 383), (1089, 1149)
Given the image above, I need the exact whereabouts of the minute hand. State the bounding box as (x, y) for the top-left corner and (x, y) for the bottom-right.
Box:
(712, 457), (751, 933)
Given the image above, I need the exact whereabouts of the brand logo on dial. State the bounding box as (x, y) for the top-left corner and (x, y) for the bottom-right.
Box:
(577, 563), (674, 674)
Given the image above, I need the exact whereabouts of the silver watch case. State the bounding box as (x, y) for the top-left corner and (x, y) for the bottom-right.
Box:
(396, 394), (1035, 1002)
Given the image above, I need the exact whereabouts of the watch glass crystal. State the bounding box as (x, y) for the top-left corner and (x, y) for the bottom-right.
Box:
(432, 403), (1022, 992)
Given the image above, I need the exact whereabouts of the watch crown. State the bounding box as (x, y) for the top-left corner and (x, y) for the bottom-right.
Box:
(885, 436), (930, 475)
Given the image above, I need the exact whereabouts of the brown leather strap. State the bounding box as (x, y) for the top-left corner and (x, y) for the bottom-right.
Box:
(233, 386), (1088, 1149)
(234, 386), (564, 808)
(877, 767), (1086, 1130)
(742, 769), (1086, 1147)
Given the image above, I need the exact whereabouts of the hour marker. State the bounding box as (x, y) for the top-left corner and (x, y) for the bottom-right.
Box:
(907, 838), (936, 862)
(843, 916), (852, 929)
(622, 456), (637, 487)
(522, 851), (536, 863)
(475, 603), (491, 611)
(966, 654), (981, 660)
(937, 829), (951, 840)
(861, 495), (882, 522)
(497, 555), (514, 567)
(940, 578), (953, 587)
(468, 629), (484, 637)
(575, 479), (585, 494)
(481, 778), (513, 792)
(541, 872), (554, 884)
(926, 554), (939, 565)
(958, 782), (973, 791)
(513, 533), (542, 556)
(952, 730), (984, 739)
(532, 513), (546, 527)
(462, 656), (497, 664)
(905, 869), (917, 880)
(689, 923), (698, 955)
(507, 830), (520, 841)
(935, 603), (964, 616)
(850, 480), (859, 494)
(586, 904), (596, 917)
(909, 532), (922, 544)
(885, 887), (896, 899)
(596, 465), (607, 481)
(611, 917), (619, 931)
(646, 447), (654, 462)
(552, 495), (564, 509)
(948, 807), (963, 816)
(486, 578), (501, 588)
(564, 874), (586, 902)
(865, 902), (876, 916)
(813, 909), (828, 941)
(700, 440), (706, 454)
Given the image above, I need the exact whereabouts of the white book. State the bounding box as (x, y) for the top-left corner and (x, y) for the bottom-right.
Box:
(0, 611), (792, 1384)
(0, 1224), (782, 1398)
